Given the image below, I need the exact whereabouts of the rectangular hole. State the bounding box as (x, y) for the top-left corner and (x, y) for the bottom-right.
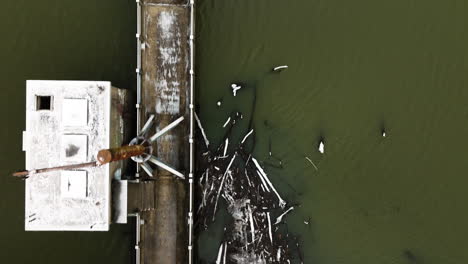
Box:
(36, 96), (53, 111)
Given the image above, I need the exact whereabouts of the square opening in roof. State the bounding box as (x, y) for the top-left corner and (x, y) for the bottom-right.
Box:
(36, 95), (53, 111)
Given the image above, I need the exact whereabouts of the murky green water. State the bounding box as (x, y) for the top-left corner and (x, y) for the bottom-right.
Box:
(196, 0), (468, 263)
(2, 0), (468, 263)
(0, 0), (135, 263)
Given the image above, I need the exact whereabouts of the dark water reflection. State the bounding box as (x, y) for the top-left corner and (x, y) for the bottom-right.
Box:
(196, 0), (468, 263)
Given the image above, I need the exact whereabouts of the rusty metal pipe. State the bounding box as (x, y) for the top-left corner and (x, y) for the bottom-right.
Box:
(13, 145), (146, 178)
(96, 145), (146, 165)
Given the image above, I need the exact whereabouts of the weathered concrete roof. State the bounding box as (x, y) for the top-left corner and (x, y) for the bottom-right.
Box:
(24, 80), (112, 231)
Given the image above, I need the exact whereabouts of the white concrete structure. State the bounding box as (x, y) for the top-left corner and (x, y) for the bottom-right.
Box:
(23, 80), (128, 231)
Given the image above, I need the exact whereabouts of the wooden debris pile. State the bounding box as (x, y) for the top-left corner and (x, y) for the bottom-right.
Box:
(194, 109), (303, 263)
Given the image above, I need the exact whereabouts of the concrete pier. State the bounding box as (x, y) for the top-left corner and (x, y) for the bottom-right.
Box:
(131, 0), (192, 263)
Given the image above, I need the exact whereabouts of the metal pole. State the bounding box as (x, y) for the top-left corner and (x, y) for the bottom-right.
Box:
(129, 213), (142, 264)
(135, 0), (143, 178)
(188, 1), (196, 263)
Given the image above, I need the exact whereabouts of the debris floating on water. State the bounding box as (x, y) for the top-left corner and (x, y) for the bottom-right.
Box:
(195, 89), (303, 263)
(305, 156), (318, 171)
(318, 141), (325, 154)
(194, 112), (210, 147)
(274, 206), (294, 225)
(241, 129), (254, 144)
(217, 101), (222, 107)
(231, 83), (242, 96)
(273, 65), (288, 72)
(223, 117), (231, 128)
(216, 243), (224, 264)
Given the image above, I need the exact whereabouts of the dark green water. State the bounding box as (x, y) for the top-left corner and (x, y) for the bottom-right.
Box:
(195, 0), (468, 263)
(2, 0), (468, 263)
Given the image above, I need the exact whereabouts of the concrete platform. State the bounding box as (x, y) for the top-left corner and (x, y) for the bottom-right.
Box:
(136, 0), (190, 263)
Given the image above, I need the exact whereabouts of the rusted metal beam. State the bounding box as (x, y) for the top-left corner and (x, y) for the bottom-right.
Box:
(13, 145), (146, 178)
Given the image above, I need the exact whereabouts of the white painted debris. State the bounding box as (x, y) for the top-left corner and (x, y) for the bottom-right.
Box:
(223, 138), (229, 157)
(223, 117), (231, 128)
(274, 206), (294, 225)
(256, 169), (270, 192)
(277, 247), (282, 262)
(223, 242), (227, 264)
(305, 156), (318, 171)
(213, 154), (237, 220)
(318, 141), (325, 154)
(252, 157), (286, 208)
(273, 65), (288, 72)
(267, 212), (273, 244)
(194, 112), (210, 147)
(216, 243), (224, 264)
(248, 204), (255, 243)
(231, 83), (241, 96)
(241, 129), (254, 144)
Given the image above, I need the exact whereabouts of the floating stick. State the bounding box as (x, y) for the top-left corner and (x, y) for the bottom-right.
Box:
(273, 65), (288, 72)
(256, 170), (270, 192)
(216, 243), (224, 264)
(305, 156), (318, 171)
(222, 117), (231, 128)
(274, 206), (294, 225)
(223, 138), (229, 157)
(241, 129), (254, 144)
(252, 157), (286, 208)
(195, 112), (210, 147)
(223, 242), (227, 264)
(213, 154), (237, 220)
(267, 212), (273, 244)
(248, 204), (255, 243)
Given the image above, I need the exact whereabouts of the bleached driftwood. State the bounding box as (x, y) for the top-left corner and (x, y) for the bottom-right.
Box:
(252, 157), (286, 208)
(241, 129), (254, 144)
(213, 154), (237, 220)
(267, 212), (273, 244)
(248, 204), (255, 243)
(223, 117), (231, 128)
(194, 112), (210, 147)
(274, 206), (294, 225)
(305, 156), (318, 171)
(273, 65), (288, 72)
(231, 84), (242, 96)
(223, 138), (229, 157)
(223, 242), (227, 264)
(216, 243), (224, 264)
